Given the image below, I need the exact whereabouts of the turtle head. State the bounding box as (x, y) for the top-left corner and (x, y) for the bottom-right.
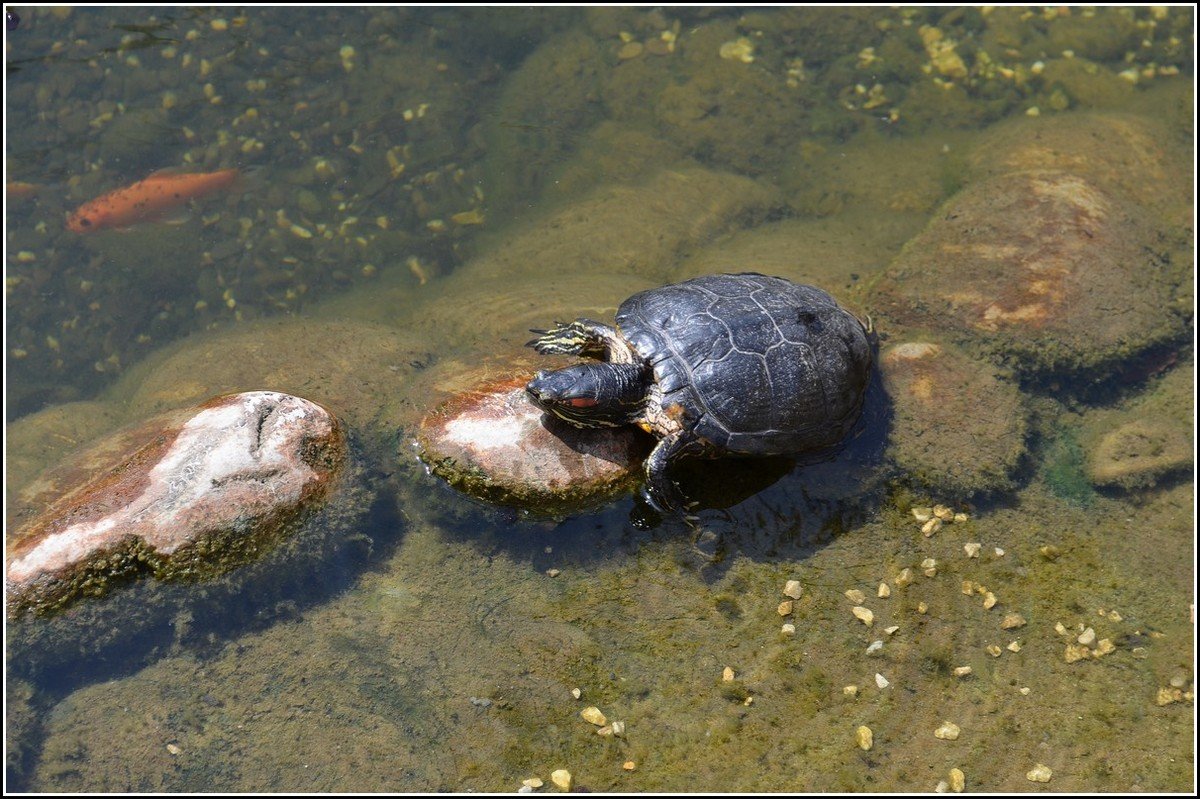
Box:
(526, 363), (646, 428)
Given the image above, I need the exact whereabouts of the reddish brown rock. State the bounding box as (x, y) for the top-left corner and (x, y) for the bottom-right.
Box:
(6, 391), (347, 618)
(869, 170), (1181, 376)
(878, 341), (1028, 495)
(417, 373), (649, 513)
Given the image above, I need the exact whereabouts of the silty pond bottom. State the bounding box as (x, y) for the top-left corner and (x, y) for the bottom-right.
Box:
(5, 6), (1194, 792)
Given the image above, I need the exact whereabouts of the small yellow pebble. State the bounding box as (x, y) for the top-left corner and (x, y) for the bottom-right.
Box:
(523, 778), (544, 788)
(983, 592), (997, 610)
(986, 644), (1002, 657)
(550, 769), (573, 791)
(922, 518), (942, 537)
(1026, 763), (1052, 783)
(878, 583), (891, 598)
(777, 600), (794, 616)
(911, 507), (933, 522)
(953, 666), (972, 678)
(917, 602), (929, 614)
(722, 666), (735, 682)
(783, 580), (803, 600)
(855, 725), (873, 751)
(166, 743), (182, 755)
(1007, 641), (1021, 653)
(934, 721), (961, 740)
(852, 606), (874, 626)
(580, 706), (606, 726)
(1064, 643), (1090, 663)
(949, 767), (965, 792)
(843, 685), (859, 697)
(571, 688), (581, 700)
(1000, 612), (1026, 629)
(963, 543), (981, 559)
(895, 568), (915, 588)
(623, 761), (636, 771)
(845, 589), (866, 604)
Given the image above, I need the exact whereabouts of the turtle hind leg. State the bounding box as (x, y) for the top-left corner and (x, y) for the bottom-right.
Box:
(527, 318), (636, 363)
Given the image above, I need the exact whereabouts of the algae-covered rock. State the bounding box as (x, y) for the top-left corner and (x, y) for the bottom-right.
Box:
(869, 170), (1182, 377)
(113, 317), (431, 433)
(417, 362), (647, 513)
(463, 166), (780, 283)
(878, 341), (1027, 495)
(1081, 360), (1193, 489)
(967, 112), (1192, 220)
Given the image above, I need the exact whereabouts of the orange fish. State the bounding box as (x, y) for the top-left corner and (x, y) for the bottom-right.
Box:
(66, 168), (240, 233)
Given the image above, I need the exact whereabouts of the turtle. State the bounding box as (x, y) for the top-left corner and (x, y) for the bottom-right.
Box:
(525, 272), (873, 510)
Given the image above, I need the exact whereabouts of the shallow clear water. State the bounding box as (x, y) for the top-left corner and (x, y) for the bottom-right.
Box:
(5, 6), (1195, 792)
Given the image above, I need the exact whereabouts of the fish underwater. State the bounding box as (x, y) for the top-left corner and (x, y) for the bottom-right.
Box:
(66, 168), (241, 233)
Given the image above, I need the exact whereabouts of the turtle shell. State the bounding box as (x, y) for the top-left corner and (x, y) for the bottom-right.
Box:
(615, 273), (871, 456)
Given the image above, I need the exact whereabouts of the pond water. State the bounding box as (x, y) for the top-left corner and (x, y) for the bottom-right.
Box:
(5, 6), (1194, 792)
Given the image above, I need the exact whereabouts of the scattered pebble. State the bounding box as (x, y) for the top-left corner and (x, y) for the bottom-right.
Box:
(986, 645), (1002, 657)
(954, 512), (969, 523)
(949, 767), (965, 793)
(581, 706), (607, 726)
(993, 547), (1005, 557)
(718, 37), (755, 63)
(551, 769), (573, 791)
(1064, 643), (1090, 663)
(911, 507), (933, 522)
(1077, 627), (1096, 646)
(866, 640), (884, 655)
(875, 673), (890, 689)
(1026, 763), (1052, 783)
(845, 589), (867, 604)
(935, 780), (949, 793)
(933, 504), (954, 521)
(983, 592), (998, 610)
(1000, 612), (1026, 629)
(963, 543), (981, 559)
(878, 583), (891, 598)
(611, 720), (626, 737)
(1155, 687), (1185, 706)
(1006, 641), (1021, 653)
(852, 606), (875, 626)
(884, 625), (899, 636)
(953, 666), (972, 678)
(722, 666), (736, 682)
(166, 743), (182, 756)
(934, 720), (961, 740)
(781, 623), (796, 636)
(922, 518), (943, 537)
(1039, 545), (1061, 561)
(546, 568), (561, 578)
(778, 600), (794, 616)
(1095, 639), (1116, 657)
(844, 685), (859, 697)
(1019, 687), (1031, 695)
(784, 580), (803, 600)
(855, 725), (874, 751)
(921, 558), (937, 577)
(917, 602), (929, 614)
(623, 761), (636, 771)
(1055, 622), (1069, 636)
(523, 777), (544, 788)
(571, 688), (582, 700)
(895, 568), (915, 588)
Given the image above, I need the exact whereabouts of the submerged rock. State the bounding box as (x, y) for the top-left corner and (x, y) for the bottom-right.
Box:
(878, 341), (1028, 495)
(870, 170), (1182, 377)
(6, 391), (346, 618)
(417, 369), (648, 513)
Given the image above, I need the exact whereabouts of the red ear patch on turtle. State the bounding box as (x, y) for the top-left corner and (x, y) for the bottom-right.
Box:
(568, 398), (599, 408)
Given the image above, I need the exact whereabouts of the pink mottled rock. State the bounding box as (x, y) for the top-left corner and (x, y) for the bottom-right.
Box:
(417, 374), (648, 513)
(5, 391), (347, 617)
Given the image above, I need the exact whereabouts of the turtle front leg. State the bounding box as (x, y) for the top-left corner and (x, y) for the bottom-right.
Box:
(641, 431), (694, 513)
(527, 319), (636, 363)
